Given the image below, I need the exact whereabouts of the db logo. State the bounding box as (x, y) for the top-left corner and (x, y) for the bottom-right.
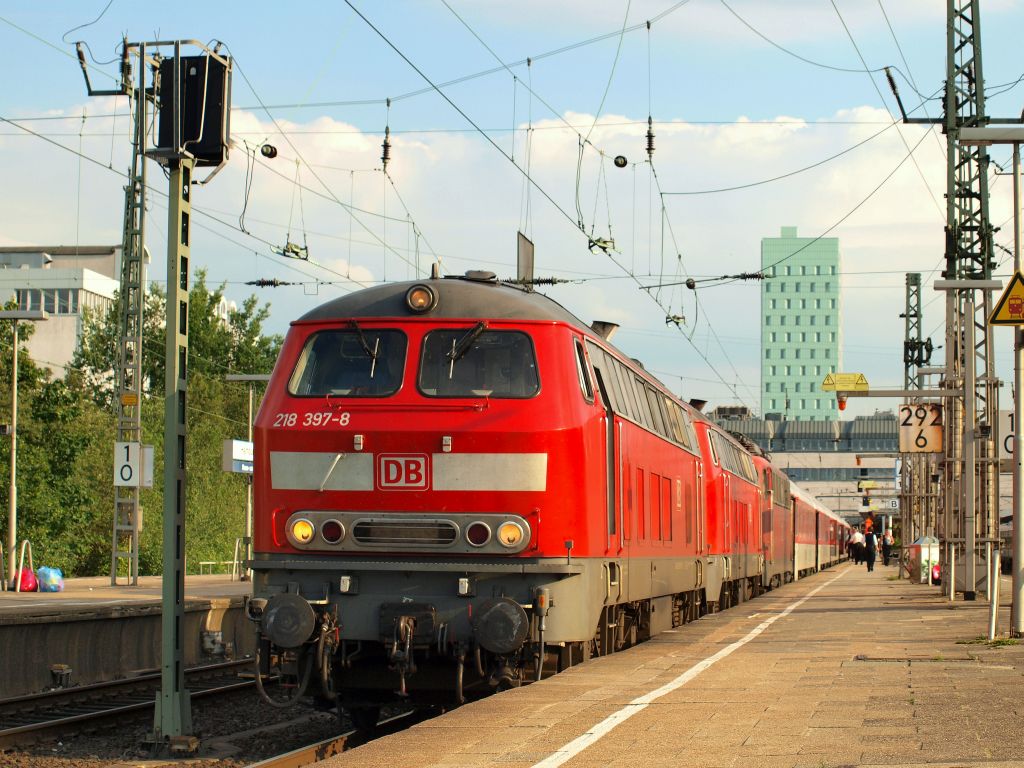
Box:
(377, 454), (429, 490)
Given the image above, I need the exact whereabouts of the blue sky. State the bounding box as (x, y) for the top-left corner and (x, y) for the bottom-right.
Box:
(2, 1), (1024, 417)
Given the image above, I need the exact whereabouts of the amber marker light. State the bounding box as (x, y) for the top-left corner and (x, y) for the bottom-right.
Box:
(406, 284), (437, 312)
(496, 521), (525, 548)
(290, 518), (315, 545)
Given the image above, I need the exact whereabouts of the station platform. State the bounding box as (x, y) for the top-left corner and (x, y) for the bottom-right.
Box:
(0, 573), (251, 619)
(0, 574), (254, 697)
(328, 563), (1024, 768)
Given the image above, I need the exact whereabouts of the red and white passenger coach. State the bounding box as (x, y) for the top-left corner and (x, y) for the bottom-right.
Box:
(247, 268), (848, 725)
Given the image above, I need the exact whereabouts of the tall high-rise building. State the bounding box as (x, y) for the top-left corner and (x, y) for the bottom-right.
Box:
(760, 226), (841, 420)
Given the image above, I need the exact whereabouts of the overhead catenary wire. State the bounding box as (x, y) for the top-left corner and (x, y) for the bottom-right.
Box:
(829, 0), (944, 221)
(215, 43), (438, 279)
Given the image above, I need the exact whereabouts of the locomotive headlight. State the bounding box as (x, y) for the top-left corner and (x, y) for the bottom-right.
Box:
(496, 521), (525, 548)
(405, 284), (437, 313)
(290, 518), (315, 545)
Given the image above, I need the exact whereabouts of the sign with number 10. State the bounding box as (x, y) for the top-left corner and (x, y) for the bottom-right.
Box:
(898, 404), (943, 453)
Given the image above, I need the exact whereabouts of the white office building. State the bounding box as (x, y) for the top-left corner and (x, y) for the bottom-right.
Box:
(0, 246), (120, 378)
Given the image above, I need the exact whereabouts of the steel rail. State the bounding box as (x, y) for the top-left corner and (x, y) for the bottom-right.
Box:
(0, 658), (254, 748)
(244, 710), (423, 768)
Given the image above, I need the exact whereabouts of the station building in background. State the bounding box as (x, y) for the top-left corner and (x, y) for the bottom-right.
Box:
(760, 226), (841, 421)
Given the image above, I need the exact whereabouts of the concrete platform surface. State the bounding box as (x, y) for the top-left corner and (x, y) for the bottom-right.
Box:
(0, 574), (252, 619)
(327, 563), (1024, 768)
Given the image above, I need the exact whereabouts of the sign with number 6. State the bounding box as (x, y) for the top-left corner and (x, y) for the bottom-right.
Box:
(898, 404), (943, 453)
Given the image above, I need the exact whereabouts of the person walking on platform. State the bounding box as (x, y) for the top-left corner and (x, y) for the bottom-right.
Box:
(864, 528), (878, 572)
(851, 526), (865, 565)
(882, 530), (894, 566)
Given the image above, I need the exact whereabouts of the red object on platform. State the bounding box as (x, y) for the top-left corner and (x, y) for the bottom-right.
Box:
(14, 568), (37, 592)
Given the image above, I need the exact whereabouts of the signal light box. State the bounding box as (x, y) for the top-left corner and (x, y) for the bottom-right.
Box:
(157, 55), (231, 166)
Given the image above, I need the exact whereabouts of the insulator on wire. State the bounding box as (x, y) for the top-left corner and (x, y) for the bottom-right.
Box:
(646, 116), (655, 159)
(245, 278), (295, 288)
(381, 126), (392, 173)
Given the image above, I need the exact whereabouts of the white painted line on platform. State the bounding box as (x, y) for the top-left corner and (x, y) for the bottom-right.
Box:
(531, 570), (847, 768)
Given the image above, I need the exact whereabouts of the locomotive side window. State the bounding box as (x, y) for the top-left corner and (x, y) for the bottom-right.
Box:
(419, 329), (539, 398)
(574, 340), (594, 402)
(288, 328), (407, 397)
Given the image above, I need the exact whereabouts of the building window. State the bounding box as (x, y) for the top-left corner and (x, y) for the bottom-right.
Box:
(810, 315), (816, 326)
(795, 383), (801, 393)
(780, 316), (786, 326)
(786, 266), (792, 276)
(785, 299), (791, 309)
(766, 383), (771, 393)
(765, 283), (770, 293)
(825, 282), (832, 292)
(770, 299), (776, 309)
(780, 283), (787, 293)
(830, 299), (837, 309)
(816, 332), (822, 342)
(825, 316), (832, 326)
(831, 265), (837, 275)
(770, 366), (776, 375)
(815, 299), (821, 308)
(825, 349), (832, 359)
(765, 315), (771, 326)
(800, 265), (807, 275)
(770, 332), (776, 342)
(795, 282), (801, 293)
(785, 366), (791, 375)
(795, 315), (801, 326)
(816, 265), (822, 275)
(779, 349), (786, 359)
(771, 399), (777, 409)
(765, 348), (771, 359)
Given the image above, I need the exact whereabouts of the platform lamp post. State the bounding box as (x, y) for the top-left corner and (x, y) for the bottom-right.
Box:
(224, 373), (270, 579)
(958, 126), (1024, 636)
(1, 309), (48, 585)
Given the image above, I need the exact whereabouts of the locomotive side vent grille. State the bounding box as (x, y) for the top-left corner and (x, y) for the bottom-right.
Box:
(352, 519), (459, 547)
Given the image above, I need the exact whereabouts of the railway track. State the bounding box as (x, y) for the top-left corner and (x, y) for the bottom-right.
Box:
(0, 658), (255, 749)
(245, 710), (423, 768)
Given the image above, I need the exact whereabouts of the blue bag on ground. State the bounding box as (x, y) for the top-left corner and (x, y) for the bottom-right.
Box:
(36, 567), (64, 592)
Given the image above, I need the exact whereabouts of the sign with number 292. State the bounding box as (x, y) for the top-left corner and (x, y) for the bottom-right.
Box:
(898, 404), (943, 453)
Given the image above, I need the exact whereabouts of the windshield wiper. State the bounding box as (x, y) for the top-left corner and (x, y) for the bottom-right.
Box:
(349, 320), (379, 378)
(447, 322), (487, 363)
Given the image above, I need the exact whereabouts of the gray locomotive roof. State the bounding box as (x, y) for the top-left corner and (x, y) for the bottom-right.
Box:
(297, 274), (592, 331)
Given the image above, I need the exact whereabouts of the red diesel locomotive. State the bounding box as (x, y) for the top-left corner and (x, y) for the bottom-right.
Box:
(247, 268), (847, 723)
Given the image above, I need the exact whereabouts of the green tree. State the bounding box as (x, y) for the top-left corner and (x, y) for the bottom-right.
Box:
(69, 273), (282, 575)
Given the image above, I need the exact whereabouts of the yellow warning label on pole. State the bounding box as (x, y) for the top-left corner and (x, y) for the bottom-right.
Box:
(821, 372), (869, 392)
(989, 271), (1024, 326)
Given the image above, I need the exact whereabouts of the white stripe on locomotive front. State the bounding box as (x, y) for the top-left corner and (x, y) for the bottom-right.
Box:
(270, 452), (374, 491)
(433, 453), (547, 491)
(269, 451), (548, 492)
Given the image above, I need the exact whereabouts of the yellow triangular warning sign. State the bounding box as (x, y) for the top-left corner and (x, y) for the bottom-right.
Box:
(989, 272), (1024, 326)
(821, 372), (837, 391)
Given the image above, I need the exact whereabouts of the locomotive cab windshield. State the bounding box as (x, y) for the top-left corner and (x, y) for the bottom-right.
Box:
(288, 327), (407, 397)
(419, 328), (539, 398)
